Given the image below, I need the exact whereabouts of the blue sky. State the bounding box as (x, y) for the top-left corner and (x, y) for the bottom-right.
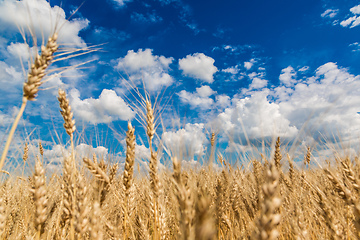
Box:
(1, 0), (360, 171)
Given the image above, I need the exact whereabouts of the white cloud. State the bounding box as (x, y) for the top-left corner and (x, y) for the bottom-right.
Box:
(244, 61), (253, 70)
(110, 0), (132, 7)
(249, 77), (268, 90)
(244, 59), (256, 70)
(178, 91), (214, 109)
(350, 42), (360, 52)
(69, 88), (135, 124)
(7, 43), (31, 62)
(162, 123), (207, 157)
(196, 85), (216, 98)
(116, 48), (174, 91)
(131, 11), (163, 23)
(298, 66), (309, 72)
(177, 86), (231, 110)
(209, 62), (360, 150)
(214, 90), (298, 139)
(179, 53), (218, 83)
(275, 62), (360, 143)
(350, 4), (360, 14)
(246, 72), (268, 91)
(340, 16), (360, 28)
(177, 85), (216, 109)
(222, 65), (240, 74)
(279, 66), (297, 87)
(0, 61), (23, 95)
(215, 95), (231, 108)
(340, 4), (360, 28)
(43, 143), (111, 173)
(0, 0), (88, 46)
(321, 9), (339, 18)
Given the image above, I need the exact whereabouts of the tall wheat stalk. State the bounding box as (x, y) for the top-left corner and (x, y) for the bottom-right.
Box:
(123, 121), (135, 240)
(0, 33), (59, 172)
(58, 88), (77, 240)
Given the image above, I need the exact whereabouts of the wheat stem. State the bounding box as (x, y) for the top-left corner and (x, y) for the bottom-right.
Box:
(0, 99), (27, 172)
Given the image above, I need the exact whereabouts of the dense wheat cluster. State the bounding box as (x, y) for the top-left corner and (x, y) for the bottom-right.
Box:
(1, 137), (360, 239)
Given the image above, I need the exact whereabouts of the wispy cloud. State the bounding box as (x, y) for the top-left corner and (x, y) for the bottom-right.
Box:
(131, 11), (163, 23)
(109, 0), (132, 8)
(321, 9), (339, 18)
(340, 4), (360, 28)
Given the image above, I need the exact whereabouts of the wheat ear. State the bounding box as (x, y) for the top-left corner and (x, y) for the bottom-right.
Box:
(304, 147), (311, 167)
(274, 137), (282, 170)
(58, 89), (76, 163)
(30, 158), (47, 239)
(83, 157), (110, 184)
(195, 188), (216, 240)
(90, 201), (103, 240)
(123, 122), (135, 240)
(74, 173), (90, 236)
(0, 197), (6, 238)
(123, 122), (136, 198)
(145, 100), (161, 240)
(172, 157), (192, 240)
(254, 162), (282, 240)
(0, 33), (58, 172)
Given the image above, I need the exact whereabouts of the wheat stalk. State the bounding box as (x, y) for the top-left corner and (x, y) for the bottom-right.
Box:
(274, 137), (282, 170)
(83, 157), (110, 184)
(304, 147), (311, 167)
(30, 158), (47, 239)
(74, 173), (89, 236)
(254, 162), (282, 240)
(90, 201), (103, 240)
(123, 122), (135, 240)
(123, 122), (136, 198)
(0, 32), (59, 172)
(0, 197), (6, 238)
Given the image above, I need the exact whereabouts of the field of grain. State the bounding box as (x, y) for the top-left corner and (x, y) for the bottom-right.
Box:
(1, 8), (360, 240)
(1, 133), (360, 239)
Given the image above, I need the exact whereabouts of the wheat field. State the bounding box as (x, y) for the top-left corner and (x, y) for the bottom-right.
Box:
(1, 8), (360, 240)
(1, 135), (360, 239)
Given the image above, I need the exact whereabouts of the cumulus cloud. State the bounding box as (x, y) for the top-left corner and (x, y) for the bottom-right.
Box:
(214, 90), (298, 139)
(249, 77), (268, 90)
(244, 59), (256, 70)
(43, 143), (110, 172)
(275, 63), (360, 148)
(216, 95), (231, 108)
(177, 85), (216, 109)
(116, 48), (174, 91)
(340, 4), (360, 28)
(69, 88), (134, 124)
(7, 43), (32, 62)
(243, 72), (268, 92)
(0, 61), (23, 96)
(0, 0), (88, 46)
(162, 123), (207, 157)
(279, 66), (297, 87)
(179, 53), (218, 83)
(208, 61), (360, 152)
(177, 85), (232, 110)
(321, 9), (339, 18)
